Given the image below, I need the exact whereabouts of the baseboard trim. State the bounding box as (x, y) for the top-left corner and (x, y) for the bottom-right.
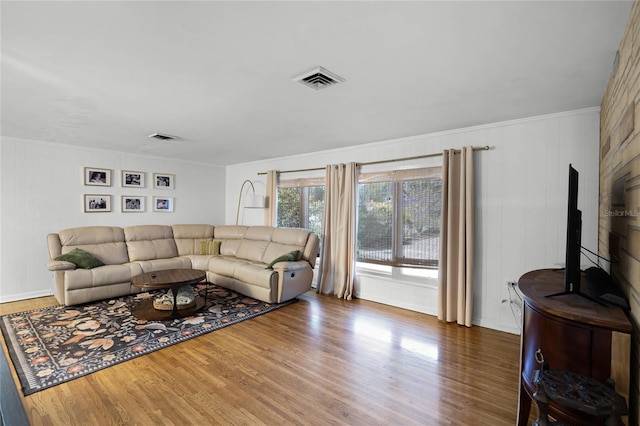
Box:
(0, 289), (54, 304)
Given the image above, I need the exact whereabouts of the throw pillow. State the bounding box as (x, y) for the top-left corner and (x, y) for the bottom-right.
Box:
(199, 240), (221, 255)
(265, 250), (300, 269)
(55, 248), (105, 269)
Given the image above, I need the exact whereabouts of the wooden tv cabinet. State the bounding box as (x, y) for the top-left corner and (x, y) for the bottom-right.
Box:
(517, 268), (632, 425)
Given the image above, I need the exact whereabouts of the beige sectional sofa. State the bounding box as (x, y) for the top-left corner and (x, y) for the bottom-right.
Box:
(46, 224), (320, 306)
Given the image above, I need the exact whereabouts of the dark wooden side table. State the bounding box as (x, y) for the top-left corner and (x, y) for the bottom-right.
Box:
(517, 268), (632, 425)
(532, 366), (628, 425)
(131, 269), (206, 320)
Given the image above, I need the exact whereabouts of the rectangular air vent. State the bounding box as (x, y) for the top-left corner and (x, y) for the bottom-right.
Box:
(293, 66), (345, 91)
(148, 133), (177, 141)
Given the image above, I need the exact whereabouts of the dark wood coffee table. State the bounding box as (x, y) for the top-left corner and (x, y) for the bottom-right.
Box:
(131, 269), (206, 320)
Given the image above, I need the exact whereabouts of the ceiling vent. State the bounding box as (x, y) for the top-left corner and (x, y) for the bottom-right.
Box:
(293, 66), (345, 91)
(148, 132), (178, 141)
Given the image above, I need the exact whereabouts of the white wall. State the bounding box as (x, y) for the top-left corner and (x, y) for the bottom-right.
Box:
(0, 137), (225, 303)
(1, 108), (600, 334)
(226, 108), (601, 334)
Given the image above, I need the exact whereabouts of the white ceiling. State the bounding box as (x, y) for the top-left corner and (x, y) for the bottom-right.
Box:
(1, 1), (633, 165)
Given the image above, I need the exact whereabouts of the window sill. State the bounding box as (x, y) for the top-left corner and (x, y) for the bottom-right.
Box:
(356, 265), (438, 289)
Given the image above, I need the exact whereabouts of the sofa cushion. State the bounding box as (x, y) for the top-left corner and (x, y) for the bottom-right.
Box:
(237, 239), (270, 263)
(208, 256), (275, 289)
(182, 254), (217, 271)
(208, 256), (243, 277)
(220, 239), (242, 257)
(271, 227), (310, 246)
(244, 226), (274, 241)
(58, 226), (129, 265)
(56, 248), (105, 269)
(172, 224), (215, 256)
(64, 264), (139, 291)
(213, 226), (248, 257)
(125, 225), (178, 261)
(213, 225), (248, 240)
(59, 226), (125, 246)
(133, 257), (192, 273)
(233, 263), (276, 289)
(261, 228), (311, 265)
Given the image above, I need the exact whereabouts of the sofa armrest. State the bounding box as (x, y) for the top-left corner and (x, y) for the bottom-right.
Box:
(273, 261), (314, 302)
(47, 260), (77, 271)
(271, 260), (310, 272)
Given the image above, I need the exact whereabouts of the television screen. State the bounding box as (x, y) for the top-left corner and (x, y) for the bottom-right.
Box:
(546, 164), (604, 305)
(564, 164), (581, 293)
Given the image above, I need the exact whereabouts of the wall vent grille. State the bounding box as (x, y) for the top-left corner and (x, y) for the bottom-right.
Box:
(148, 133), (177, 141)
(293, 66), (345, 90)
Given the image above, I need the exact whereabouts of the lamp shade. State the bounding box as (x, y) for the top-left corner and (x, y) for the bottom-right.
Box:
(244, 194), (265, 208)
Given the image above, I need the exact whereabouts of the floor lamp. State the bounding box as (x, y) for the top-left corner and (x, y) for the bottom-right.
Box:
(235, 180), (265, 225)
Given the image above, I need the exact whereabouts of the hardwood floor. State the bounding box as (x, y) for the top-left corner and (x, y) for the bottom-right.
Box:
(1, 291), (526, 425)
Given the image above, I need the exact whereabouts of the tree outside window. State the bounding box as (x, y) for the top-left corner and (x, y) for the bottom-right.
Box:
(357, 167), (442, 268)
(277, 180), (325, 239)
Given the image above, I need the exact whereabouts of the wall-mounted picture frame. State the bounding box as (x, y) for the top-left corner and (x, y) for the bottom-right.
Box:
(122, 170), (145, 188)
(84, 167), (111, 186)
(122, 195), (145, 212)
(84, 194), (111, 212)
(153, 173), (175, 189)
(153, 196), (174, 212)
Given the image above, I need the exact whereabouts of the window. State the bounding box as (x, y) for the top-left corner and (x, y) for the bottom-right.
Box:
(275, 166), (442, 270)
(276, 177), (325, 238)
(357, 167), (442, 268)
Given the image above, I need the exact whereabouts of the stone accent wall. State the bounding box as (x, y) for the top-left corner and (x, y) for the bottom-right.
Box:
(600, 2), (640, 424)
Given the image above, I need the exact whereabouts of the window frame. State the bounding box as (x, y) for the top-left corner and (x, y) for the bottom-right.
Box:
(356, 166), (442, 269)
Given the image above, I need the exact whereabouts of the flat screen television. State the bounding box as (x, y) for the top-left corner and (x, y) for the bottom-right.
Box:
(546, 164), (604, 305)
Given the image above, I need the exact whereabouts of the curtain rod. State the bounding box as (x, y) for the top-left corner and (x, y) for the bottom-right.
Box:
(257, 145), (490, 176)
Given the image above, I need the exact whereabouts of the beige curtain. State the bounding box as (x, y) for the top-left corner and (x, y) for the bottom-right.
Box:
(318, 162), (357, 300)
(264, 170), (278, 226)
(438, 146), (475, 327)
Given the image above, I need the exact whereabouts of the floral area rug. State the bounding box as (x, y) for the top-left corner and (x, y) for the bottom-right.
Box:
(0, 285), (293, 395)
